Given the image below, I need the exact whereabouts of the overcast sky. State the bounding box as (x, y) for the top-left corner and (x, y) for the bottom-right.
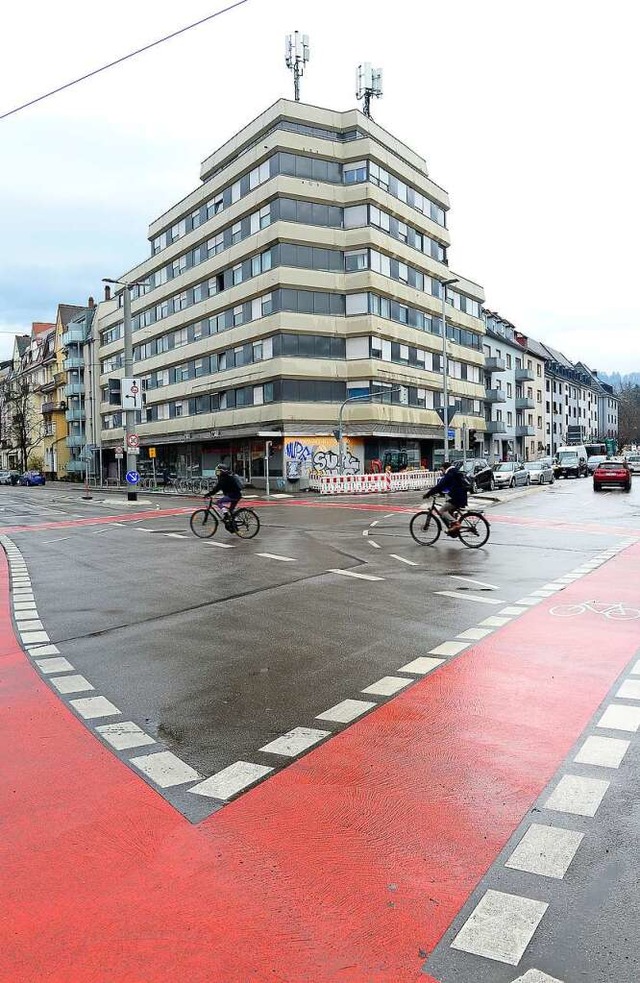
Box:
(1, 0), (638, 371)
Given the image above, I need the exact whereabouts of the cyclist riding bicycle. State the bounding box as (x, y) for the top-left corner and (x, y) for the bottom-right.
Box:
(206, 464), (243, 525)
(422, 461), (468, 536)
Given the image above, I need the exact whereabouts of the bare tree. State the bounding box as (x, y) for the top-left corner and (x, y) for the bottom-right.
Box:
(0, 374), (44, 472)
(617, 382), (640, 447)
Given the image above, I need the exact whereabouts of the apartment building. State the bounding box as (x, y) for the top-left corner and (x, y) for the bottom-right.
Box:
(61, 302), (97, 477)
(96, 99), (486, 484)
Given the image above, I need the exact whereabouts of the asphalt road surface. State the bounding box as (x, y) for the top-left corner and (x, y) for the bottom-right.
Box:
(2, 476), (640, 982)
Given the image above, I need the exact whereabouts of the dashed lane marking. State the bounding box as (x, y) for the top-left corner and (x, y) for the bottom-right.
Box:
(597, 703), (640, 732)
(205, 541), (235, 548)
(255, 552), (297, 562)
(96, 722), (157, 750)
(456, 627), (493, 641)
(479, 615), (513, 627)
(616, 678), (640, 700)
(34, 657), (74, 674)
(367, 539), (381, 548)
(50, 674), (94, 695)
(398, 656), (445, 675)
(70, 696), (120, 720)
(511, 970), (563, 982)
(129, 750), (201, 789)
(543, 774), (609, 817)
(504, 823), (584, 879)
(327, 568), (384, 582)
(316, 698), (377, 723)
(389, 554), (418, 566)
(361, 676), (412, 696)
(189, 761), (273, 800)
(165, 533), (188, 539)
(449, 575), (500, 590)
(451, 889), (549, 966)
(259, 727), (330, 757)
(429, 640), (470, 657)
(573, 735), (630, 768)
(435, 590), (502, 605)
(41, 537), (72, 544)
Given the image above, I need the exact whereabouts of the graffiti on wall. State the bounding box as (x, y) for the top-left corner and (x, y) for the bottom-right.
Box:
(285, 438), (363, 478)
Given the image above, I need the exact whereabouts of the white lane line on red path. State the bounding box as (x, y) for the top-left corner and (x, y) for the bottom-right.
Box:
(129, 751), (201, 789)
(435, 590), (502, 606)
(449, 575), (500, 590)
(479, 615), (513, 627)
(389, 554), (418, 566)
(256, 552), (297, 562)
(451, 888), (548, 966)
(505, 823), (584, 879)
(189, 761), (273, 800)
(328, 568), (384, 582)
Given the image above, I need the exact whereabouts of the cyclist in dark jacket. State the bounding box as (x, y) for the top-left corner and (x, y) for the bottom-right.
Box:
(207, 465), (243, 516)
(423, 462), (468, 535)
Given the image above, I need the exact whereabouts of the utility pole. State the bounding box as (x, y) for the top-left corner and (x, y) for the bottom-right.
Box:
(440, 278), (459, 463)
(335, 387), (404, 475)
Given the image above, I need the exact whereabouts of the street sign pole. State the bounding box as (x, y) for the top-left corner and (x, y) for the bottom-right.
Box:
(123, 287), (137, 502)
(265, 442), (271, 498)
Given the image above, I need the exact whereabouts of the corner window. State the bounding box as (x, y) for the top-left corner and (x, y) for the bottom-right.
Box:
(343, 161), (367, 184)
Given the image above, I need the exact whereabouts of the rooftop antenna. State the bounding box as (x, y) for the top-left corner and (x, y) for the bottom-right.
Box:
(356, 62), (383, 119)
(285, 32), (310, 102)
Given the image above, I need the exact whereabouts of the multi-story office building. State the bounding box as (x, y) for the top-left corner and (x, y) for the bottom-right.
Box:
(96, 99), (486, 484)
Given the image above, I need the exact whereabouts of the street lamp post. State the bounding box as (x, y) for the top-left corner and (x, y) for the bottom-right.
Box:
(335, 387), (404, 475)
(440, 277), (459, 463)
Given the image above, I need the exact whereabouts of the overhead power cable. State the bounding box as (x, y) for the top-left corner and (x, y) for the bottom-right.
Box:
(0, 0), (250, 121)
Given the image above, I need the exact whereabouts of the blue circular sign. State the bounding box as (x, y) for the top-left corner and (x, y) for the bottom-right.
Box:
(126, 470), (140, 484)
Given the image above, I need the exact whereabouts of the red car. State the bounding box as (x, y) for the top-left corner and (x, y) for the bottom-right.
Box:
(593, 460), (631, 492)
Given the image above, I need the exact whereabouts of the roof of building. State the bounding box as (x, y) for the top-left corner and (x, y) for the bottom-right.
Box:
(14, 335), (30, 356)
(31, 322), (55, 336)
(58, 304), (85, 328)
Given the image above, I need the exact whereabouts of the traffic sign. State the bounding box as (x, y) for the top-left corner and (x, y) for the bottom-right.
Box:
(125, 470), (140, 484)
(115, 451), (123, 460)
(148, 447), (156, 459)
(121, 378), (143, 411)
(435, 407), (457, 425)
(448, 428), (455, 439)
(126, 433), (139, 448)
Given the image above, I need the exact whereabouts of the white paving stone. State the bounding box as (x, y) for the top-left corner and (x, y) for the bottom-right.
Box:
(616, 679), (640, 701)
(361, 675), (412, 696)
(316, 699), (376, 723)
(189, 761), (272, 799)
(27, 643), (59, 657)
(20, 630), (49, 644)
(505, 823), (584, 879)
(451, 889), (548, 966)
(70, 696), (120, 719)
(398, 656), (445, 675)
(598, 703), (640, 732)
(13, 603), (38, 613)
(34, 657), (74, 674)
(573, 735), (630, 769)
(13, 618), (43, 630)
(260, 726), (330, 756)
(50, 674), (94, 695)
(428, 640), (469, 657)
(130, 750), (201, 788)
(96, 722), (157, 750)
(544, 774), (609, 817)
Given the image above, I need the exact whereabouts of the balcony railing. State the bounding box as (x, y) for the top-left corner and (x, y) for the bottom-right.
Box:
(485, 389), (506, 404)
(41, 400), (65, 415)
(66, 434), (86, 448)
(64, 356), (84, 371)
(484, 356), (506, 372)
(64, 382), (85, 397)
(485, 420), (507, 433)
(516, 425), (536, 437)
(61, 326), (85, 346)
(65, 459), (86, 473)
(515, 367), (535, 382)
(515, 397), (535, 410)
(65, 408), (85, 422)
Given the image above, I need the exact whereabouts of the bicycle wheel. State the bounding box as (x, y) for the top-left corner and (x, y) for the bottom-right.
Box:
(457, 511), (490, 549)
(409, 510), (441, 546)
(549, 604), (586, 617)
(606, 605), (640, 621)
(189, 508), (218, 539)
(233, 508), (260, 539)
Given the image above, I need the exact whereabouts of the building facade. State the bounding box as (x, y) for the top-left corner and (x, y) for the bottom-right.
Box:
(96, 99), (486, 484)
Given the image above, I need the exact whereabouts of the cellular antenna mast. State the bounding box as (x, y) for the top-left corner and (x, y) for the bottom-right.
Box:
(285, 32), (310, 102)
(356, 63), (383, 119)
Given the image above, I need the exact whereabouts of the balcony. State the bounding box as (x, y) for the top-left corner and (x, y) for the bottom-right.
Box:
(65, 407), (85, 422)
(515, 367), (535, 382)
(66, 434), (86, 448)
(62, 326), (86, 346)
(64, 356), (84, 371)
(66, 459), (86, 473)
(485, 389), (506, 404)
(64, 382), (85, 397)
(515, 397), (535, 410)
(516, 425), (535, 437)
(485, 356), (506, 372)
(486, 420), (507, 433)
(41, 400), (65, 415)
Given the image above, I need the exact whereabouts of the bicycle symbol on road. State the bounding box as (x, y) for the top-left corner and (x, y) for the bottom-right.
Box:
(549, 600), (640, 621)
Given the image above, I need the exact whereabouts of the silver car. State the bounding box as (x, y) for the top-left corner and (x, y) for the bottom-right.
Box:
(524, 460), (555, 485)
(493, 461), (530, 489)
(587, 455), (607, 475)
(625, 453), (640, 475)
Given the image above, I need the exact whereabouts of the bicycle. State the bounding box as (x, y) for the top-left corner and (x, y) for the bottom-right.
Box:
(189, 495), (260, 540)
(409, 498), (490, 549)
(549, 600), (640, 621)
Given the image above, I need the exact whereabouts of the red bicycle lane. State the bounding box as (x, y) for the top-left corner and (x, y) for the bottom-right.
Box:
(1, 544), (639, 982)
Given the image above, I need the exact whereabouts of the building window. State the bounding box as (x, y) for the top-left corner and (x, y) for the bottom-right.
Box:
(232, 264), (243, 286)
(345, 250), (368, 272)
(343, 161), (367, 183)
(233, 305), (244, 326)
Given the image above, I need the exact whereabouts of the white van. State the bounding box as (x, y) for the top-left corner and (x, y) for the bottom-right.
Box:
(554, 445), (588, 479)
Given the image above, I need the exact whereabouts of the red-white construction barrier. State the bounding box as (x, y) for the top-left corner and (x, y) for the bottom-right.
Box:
(308, 470), (438, 495)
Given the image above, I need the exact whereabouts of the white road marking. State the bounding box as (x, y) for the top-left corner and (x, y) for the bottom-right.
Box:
(205, 540), (236, 548)
(511, 970), (563, 982)
(369, 520), (379, 527)
(260, 727), (330, 756)
(165, 533), (188, 539)
(70, 696), (121, 719)
(389, 554), (418, 566)
(515, 597), (542, 606)
(189, 761), (273, 800)
(12, 588), (33, 596)
(20, 630), (49, 644)
(505, 823), (584, 879)
(130, 750), (201, 788)
(14, 618), (43, 630)
(328, 568), (384, 582)
(543, 774), (609, 817)
(362, 530), (369, 537)
(631, 659), (640, 676)
(498, 606), (528, 616)
(479, 615), (513, 627)
(616, 679), (640, 701)
(41, 537), (71, 544)
(435, 590), (502, 606)
(529, 590), (555, 597)
(398, 656), (445, 675)
(574, 735), (630, 769)
(256, 552), (297, 562)
(597, 703), (640, 732)
(316, 699), (377, 723)
(34, 657), (74, 674)
(367, 539), (381, 549)
(50, 674), (94, 695)
(26, 643), (59, 657)
(96, 722), (157, 750)
(361, 676), (412, 696)
(13, 603), (38, 613)
(449, 575), (500, 590)
(428, 640), (470, 657)
(451, 889), (548, 966)
(456, 627), (493, 641)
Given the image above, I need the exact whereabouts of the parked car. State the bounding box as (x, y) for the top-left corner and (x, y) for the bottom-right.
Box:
(624, 452), (640, 475)
(457, 458), (496, 493)
(493, 461), (530, 489)
(18, 470), (46, 486)
(553, 445), (588, 479)
(587, 454), (608, 475)
(524, 460), (555, 485)
(0, 470), (21, 485)
(593, 460), (631, 492)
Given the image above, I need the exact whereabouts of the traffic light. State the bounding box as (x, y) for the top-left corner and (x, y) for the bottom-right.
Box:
(332, 428), (342, 442)
(108, 378), (121, 406)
